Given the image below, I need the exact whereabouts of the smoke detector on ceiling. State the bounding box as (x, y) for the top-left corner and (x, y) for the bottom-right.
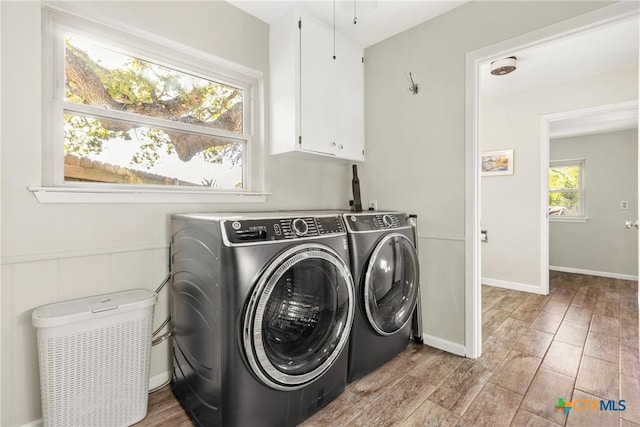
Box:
(490, 56), (517, 76)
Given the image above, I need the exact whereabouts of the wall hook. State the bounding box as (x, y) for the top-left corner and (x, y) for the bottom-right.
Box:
(354, 0), (358, 24)
(408, 72), (419, 95)
(332, 0), (337, 59)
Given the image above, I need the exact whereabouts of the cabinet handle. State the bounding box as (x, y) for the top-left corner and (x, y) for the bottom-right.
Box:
(331, 142), (336, 147)
(339, 144), (344, 149)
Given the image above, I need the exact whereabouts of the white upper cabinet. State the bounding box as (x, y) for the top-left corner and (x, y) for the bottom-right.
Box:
(270, 10), (365, 161)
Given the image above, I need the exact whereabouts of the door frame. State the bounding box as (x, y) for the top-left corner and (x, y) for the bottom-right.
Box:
(464, 2), (639, 358)
(543, 100), (639, 277)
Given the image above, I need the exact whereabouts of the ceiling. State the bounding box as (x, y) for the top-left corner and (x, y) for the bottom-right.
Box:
(227, 1), (638, 137)
(225, 0), (469, 47)
(480, 17), (639, 98)
(480, 16), (639, 137)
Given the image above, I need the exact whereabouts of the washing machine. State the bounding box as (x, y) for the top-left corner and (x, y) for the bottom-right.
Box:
(170, 212), (355, 427)
(343, 211), (420, 383)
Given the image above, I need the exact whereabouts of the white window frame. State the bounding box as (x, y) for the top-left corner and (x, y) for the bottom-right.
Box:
(549, 159), (587, 222)
(32, 6), (267, 203)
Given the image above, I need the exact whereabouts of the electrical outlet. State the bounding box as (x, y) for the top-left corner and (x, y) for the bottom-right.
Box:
(621, 200), (629, 210)
(369, 200), (378, 211)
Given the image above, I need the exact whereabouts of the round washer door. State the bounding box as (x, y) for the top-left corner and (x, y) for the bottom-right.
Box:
(243, 243), (354, 391)
(364, 233), (419, 336)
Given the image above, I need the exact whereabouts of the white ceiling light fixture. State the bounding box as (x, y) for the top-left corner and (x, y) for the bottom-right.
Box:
(490, 56), (517, 75)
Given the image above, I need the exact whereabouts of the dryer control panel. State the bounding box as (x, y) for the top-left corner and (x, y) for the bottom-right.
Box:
(223, 215), (345, 244)
(345, 212), (409, 232)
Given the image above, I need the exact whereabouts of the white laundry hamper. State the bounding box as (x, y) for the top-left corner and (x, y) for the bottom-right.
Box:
(32, 289), (157, 427)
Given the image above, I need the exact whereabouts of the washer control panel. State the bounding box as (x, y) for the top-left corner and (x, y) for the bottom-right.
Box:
(223, 215), (345, 244)
(345, 212), (408, 232)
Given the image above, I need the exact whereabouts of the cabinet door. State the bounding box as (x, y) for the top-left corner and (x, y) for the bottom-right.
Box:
(335, 39), (365, 161)
(299, 14), (338, 156)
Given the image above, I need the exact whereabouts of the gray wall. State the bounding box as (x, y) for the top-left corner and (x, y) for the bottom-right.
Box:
(362, 1), (612, 350)
(550, 129), (638, 277)
(1, 2), (351, 425)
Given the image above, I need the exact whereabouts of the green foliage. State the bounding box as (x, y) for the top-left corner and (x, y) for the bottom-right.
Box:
(130, 128), (171, 168)
(549, 165), (580, 212)
(201, 177), (217, 188)
(549, 166), (579, 190)
(64, 113), (123, 157)
(101, 58), (157, 106)
(63, 36), (243, 171)
(201, 144), (243, 165)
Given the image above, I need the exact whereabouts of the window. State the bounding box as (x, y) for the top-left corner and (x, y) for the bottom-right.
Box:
(549, 159), (585, 219)
(37, 8), (265, 202)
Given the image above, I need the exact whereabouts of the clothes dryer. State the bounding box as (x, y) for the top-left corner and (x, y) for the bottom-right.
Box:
(170, 212), (355, 427)
(343, 212), (420, 383)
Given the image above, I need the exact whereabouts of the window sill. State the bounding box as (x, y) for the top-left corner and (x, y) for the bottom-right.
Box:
(29, 186), (270, 204)
(549, 216), (588, 223)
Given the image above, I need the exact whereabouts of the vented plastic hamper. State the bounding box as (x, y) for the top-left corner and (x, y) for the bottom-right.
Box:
(32, 289), (157, 427)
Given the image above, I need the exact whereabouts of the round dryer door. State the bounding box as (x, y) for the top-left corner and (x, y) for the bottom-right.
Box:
(243, 244), (354, 391)
(364, 233), (419, 336)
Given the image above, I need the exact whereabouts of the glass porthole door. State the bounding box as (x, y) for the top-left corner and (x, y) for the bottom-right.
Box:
(243, 244), (354, 391)
(364, 233), (419, 336)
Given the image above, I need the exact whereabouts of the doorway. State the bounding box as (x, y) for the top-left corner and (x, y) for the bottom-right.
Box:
(465, 2), (640, 358)
(545, 103), (639, 280)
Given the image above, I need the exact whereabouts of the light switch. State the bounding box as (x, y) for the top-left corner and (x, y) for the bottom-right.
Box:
(621, 201), (629, 210)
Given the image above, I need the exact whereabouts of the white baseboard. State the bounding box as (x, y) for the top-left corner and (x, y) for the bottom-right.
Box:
(149, 370), (172, 391)
(482, 277), (547, 295)
(549, 266), (638, 281)
(421, 333), (466, 357)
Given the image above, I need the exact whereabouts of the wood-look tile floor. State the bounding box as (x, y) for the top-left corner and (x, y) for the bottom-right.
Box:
(135, 272), (640, 427)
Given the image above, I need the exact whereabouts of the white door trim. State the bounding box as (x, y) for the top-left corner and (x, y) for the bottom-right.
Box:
(544, 100), (639, 126)
(542, 100), (638, 294)
(540, 116), (551, 296)
(464, 2), (639, 359)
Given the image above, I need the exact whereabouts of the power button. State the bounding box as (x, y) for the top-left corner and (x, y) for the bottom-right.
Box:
(292, 218), (308, 236)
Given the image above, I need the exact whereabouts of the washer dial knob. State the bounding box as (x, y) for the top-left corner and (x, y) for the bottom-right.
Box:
(382, 214), (394, 228)
(292, 218), (309, 236)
